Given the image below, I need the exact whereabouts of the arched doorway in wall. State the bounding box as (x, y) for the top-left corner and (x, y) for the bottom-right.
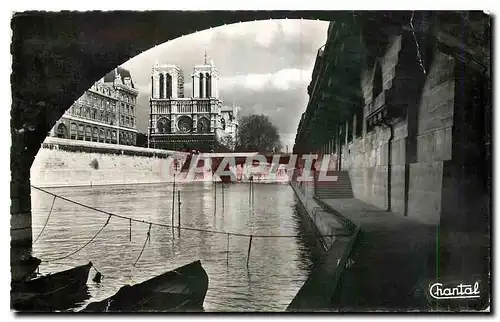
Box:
(56, 123), (68, 138)
(156, 117), (171, 133)
(197, 117), (211, 133)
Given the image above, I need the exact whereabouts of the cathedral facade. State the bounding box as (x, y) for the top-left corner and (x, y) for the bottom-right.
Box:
(148, 58), (238, 152)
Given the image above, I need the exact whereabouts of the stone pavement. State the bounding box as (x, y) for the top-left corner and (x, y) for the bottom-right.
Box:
(318, 198), (439, 311)
(318, 197), (490, 312)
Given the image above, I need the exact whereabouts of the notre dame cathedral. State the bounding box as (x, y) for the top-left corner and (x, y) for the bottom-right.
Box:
(148, 55), (238, 152)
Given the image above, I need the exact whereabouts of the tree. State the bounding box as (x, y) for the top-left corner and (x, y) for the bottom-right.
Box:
(216, 135), (235, 152)
(235, 114), (282, 153)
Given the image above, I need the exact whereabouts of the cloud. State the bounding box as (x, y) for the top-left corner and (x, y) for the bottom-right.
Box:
(219, 68), (313, 92)
(122, 19), (329, 149)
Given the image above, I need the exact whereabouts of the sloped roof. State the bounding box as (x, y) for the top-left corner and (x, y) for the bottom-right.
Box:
(103, 67), (135, 88)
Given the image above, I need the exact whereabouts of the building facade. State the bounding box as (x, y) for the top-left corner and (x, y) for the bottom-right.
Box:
(148, 57), (238, 151)
(49, 67), (139, 145)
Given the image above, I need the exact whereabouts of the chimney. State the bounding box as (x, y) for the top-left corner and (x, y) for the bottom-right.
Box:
(114, 69), (122, 85)
(123, 76), (132, 87)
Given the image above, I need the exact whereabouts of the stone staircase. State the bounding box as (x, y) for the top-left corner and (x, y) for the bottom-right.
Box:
(314, 171), (354, 199)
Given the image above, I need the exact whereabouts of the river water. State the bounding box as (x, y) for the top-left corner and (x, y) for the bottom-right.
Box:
(31, 182), (323, 312)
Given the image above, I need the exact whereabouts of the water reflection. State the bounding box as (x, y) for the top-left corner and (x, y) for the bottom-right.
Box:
(31, 183), (322, 312)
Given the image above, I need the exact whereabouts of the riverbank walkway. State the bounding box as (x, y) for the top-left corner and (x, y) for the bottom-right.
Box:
(317, 198), (438, 311)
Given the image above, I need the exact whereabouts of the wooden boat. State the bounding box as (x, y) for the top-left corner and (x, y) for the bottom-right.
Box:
(11, 262), (93, 312)
(81, 260), (209, 312)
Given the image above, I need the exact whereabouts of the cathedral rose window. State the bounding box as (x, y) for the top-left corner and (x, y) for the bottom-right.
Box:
(177, 116), (193, 133)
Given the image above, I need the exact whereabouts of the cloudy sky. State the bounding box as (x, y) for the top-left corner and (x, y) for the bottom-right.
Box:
(121, 19), (329, 150)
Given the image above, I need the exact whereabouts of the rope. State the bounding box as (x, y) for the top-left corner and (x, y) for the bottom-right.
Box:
(33, 195), (56, 244)
(133, 224), (151, 267)
(31, 185), (349, 239)
(42, 215), (111, 263)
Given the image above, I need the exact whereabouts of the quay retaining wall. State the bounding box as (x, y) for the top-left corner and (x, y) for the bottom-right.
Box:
(31, 148), (177, 188)
(287, 181), (360, 311)
(31, 139), (291, 188)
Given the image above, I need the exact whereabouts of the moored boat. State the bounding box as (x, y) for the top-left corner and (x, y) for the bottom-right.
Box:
(11, 262), (93, 312)
(81, 260), (209, 312)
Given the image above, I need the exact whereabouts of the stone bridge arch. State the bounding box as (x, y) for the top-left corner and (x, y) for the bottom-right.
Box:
(11, 11), (363, 281)
(10, 10), (490, 284)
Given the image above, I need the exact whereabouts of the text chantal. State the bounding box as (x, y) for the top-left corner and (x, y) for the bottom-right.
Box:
(429, 282), (480, 299)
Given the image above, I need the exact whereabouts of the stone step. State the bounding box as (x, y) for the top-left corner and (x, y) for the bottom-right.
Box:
(316, 190), (353, 194)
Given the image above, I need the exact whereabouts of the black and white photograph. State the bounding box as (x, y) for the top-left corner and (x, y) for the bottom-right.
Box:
(7, 5), (492, 314)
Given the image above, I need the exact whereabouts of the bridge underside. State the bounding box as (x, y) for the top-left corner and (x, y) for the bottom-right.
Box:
(10, 10), (491, 301)
(11, 10), (362, 282)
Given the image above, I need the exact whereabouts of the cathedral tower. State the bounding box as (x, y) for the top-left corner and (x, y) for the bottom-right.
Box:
(151, 64), (184, 99)
(192, 52), (219, 99)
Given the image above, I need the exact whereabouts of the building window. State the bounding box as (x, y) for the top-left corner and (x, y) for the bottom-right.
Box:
(56, 123), (68, 138)
(166, 73), (172, 98)
(159, 73), (165, 98)
(372, 61), (383, 102)
(78, 124), (84, 140)
(199, 73), (204, 98)
(85, 126), (92, 140)
(221, 118), (226, 131)
(70, 122), (77, 139)
(205, 73), (211, 98)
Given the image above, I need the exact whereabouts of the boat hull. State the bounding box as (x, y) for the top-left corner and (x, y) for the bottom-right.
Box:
(11, 262), (92, 312)
(82, 260), (209, 312)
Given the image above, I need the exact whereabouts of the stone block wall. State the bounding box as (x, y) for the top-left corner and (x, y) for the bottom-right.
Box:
(336, 34), (457, 225)
(31, 148), (173, 187)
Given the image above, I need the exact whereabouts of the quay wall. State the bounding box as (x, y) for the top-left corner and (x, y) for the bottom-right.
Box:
(287, 180), (357, 310)
(337, 37), (456, 226)
(31, 138), (291, 187)
(31, 147), (176, 187)
(289, 181), (339, 249)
